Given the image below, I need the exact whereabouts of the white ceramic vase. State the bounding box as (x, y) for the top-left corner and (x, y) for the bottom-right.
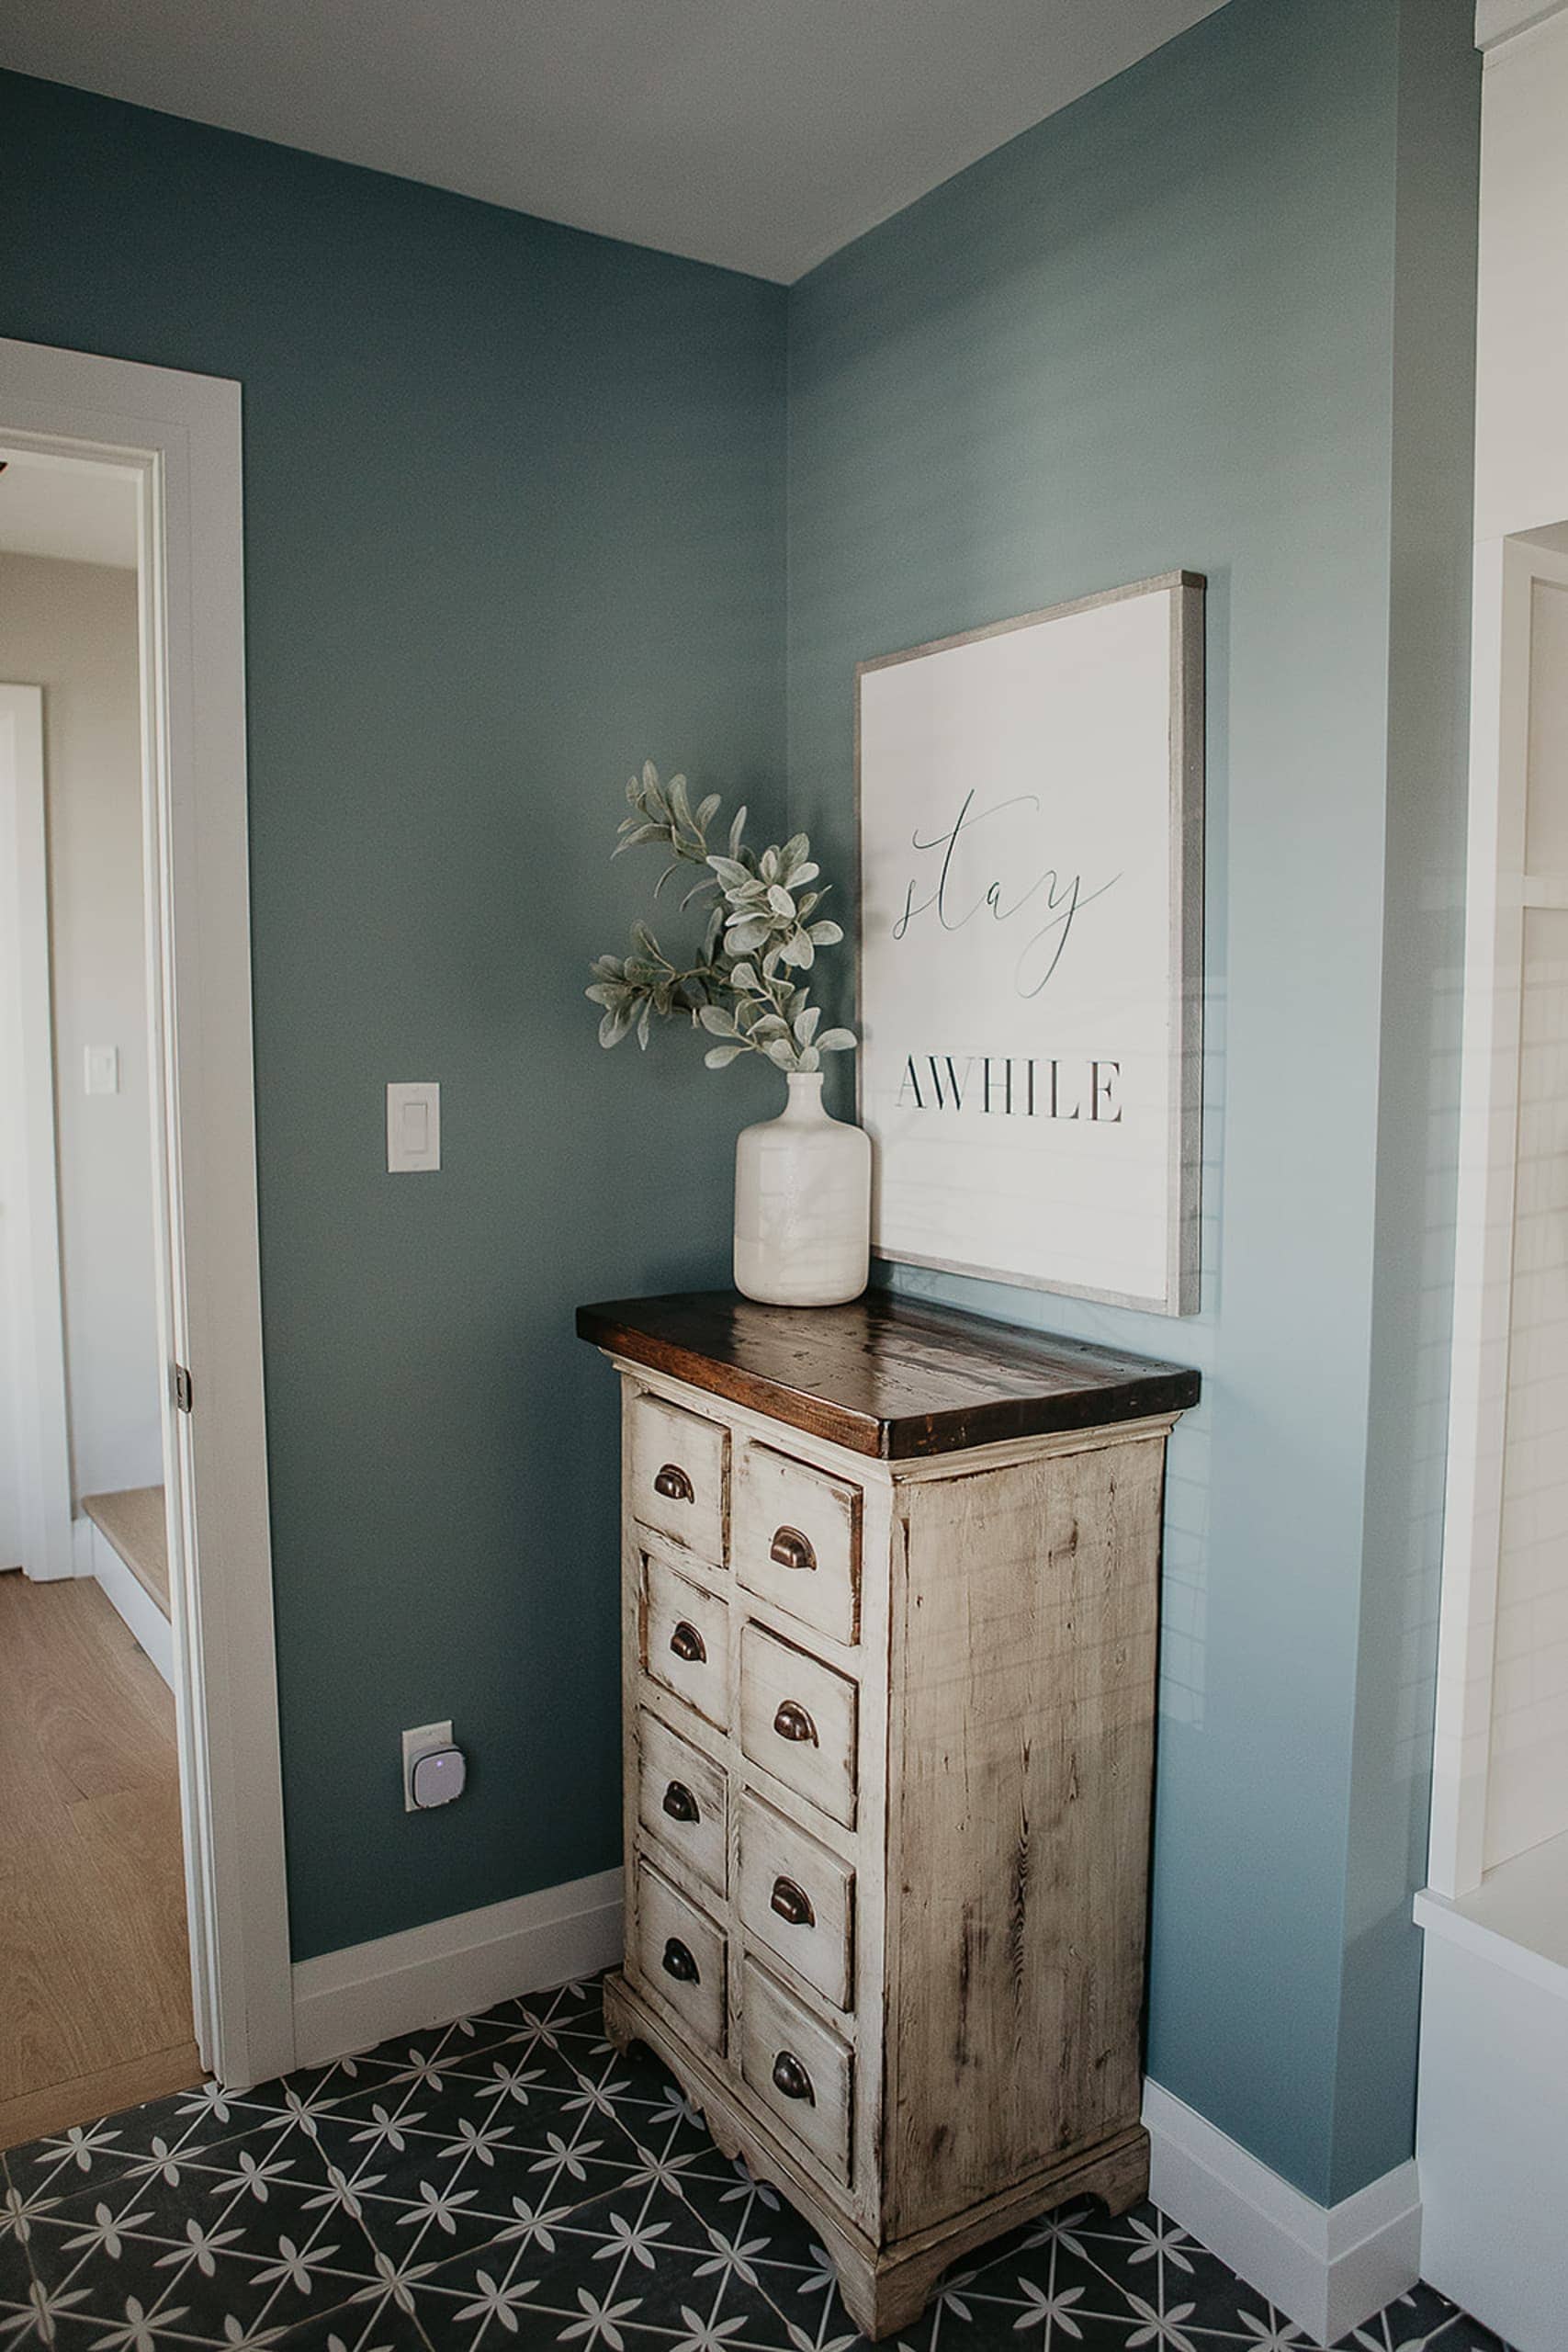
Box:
(733, 1072), (871, 1306)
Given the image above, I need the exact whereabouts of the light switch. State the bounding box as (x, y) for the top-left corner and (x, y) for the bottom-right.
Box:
(387, 1080), (440, 1172)
(85, 1045), (120, 1096)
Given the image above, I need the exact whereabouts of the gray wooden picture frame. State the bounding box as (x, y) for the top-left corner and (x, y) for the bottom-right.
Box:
(853, 569), (1205, 1317)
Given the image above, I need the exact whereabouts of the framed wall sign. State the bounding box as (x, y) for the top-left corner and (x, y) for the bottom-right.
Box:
(855, 571), (1204, 1315)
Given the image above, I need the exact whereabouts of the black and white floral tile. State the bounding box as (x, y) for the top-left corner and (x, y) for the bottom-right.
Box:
(0, 1973), (1510, 2352)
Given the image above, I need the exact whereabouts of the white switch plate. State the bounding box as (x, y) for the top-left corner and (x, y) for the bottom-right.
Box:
(387, 1080), (440, 1172)
(85, 1045), (120, 1095)
(402, 1719), (454, 1811)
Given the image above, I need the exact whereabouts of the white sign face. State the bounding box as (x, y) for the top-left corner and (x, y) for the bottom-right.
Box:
(856, 574), (1202, 1314)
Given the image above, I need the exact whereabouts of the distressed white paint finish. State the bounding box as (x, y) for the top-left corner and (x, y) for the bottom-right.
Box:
(856, 573), (1202, 1315)
(603, 1353), (1179, 2337)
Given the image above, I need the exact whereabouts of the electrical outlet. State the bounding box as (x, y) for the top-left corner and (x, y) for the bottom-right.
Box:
(401, 1720), (453, 1812)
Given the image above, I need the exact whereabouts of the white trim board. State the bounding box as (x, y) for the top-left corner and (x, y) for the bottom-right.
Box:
(292, 1869), (625, 2069)
(1143, 2081), (1421, 2345)
(0, 335), (292, 2090)
(85, 1516), (175, 1690)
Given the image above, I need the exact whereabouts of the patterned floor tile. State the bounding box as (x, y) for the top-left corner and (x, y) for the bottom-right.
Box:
(0, 1974), (1515, 2352)
(307, 2045), (655, 2275)
(402, 2179), (797, 2352)
(17, 2114), (388, 2349)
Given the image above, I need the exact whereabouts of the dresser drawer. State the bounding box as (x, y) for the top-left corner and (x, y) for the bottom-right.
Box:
(739, 1623), (859, 1828)
(637, 1709), (727, 1896)
(634, 1858), (727, 2057)
(740, 1957), (852, 2183)
(643, 1555), (731, 1730)
(629, 1392), (728, 1562)
(735, 1442), (861, 1647)
(737, 1789), (854, 2010)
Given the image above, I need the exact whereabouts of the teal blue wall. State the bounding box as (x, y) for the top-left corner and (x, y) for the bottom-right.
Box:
(2, 0), (1481, 2211)
(1, 71), (790, 1961)
(784, 0), (1477, 2204)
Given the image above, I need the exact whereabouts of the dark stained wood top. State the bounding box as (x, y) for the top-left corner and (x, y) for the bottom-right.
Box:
(576, 1290), (1200, 1461)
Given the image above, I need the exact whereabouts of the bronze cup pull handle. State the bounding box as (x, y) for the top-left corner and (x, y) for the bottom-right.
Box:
(654, 1463), (694, 1504)
(773, 1700), (818, 1746)
(769, 1526), (816, 1574)
(770, 1875), (815, 1928)
(670, 1621), (707, 1666)
(661, 1938), (700, 1984)
(661, 1781), (699, 1824)
(772, 2050), (815, 2104)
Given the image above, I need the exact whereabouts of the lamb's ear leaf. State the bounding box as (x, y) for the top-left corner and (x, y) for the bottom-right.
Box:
(696, 793), (721, 831)
(613, 822), (664, 855)
(807, 919), (843, 946)
(798, 1045), (821, 1072)
(705, 1043), (745, 1068)
(818, 1028), (857, 1051)
(698, 1004), (737, 1035)
(728, 804), (749, 859)
(598, 1007), (633, 1048)
(706, 854), (751, 888)
(630, 920), (658, 956)
(669, 773), (694, 831)
(794, 1006), (822, 1045)
(764, 1036), (797, 1069)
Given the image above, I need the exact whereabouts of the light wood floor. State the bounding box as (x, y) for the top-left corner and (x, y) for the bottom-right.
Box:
(0, 1569), (202, 2150)
(82, 1486), (170, 1616)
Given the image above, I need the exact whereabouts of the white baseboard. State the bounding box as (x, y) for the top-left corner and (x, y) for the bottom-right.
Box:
(85, 1521), (175, 1688)
(1144, 2080), (1422, 2346)
(292, 1867), (625, 2069)
(73, 1513), (96, 1577)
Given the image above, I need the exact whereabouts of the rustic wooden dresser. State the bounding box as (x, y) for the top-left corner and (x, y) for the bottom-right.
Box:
(576, 1289), (1199, 2338)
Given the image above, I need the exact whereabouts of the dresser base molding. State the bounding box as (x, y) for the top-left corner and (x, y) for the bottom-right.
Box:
(604, 1969), (1149, 2340)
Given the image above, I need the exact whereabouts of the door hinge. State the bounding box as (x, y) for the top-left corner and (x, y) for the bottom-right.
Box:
(174, 1363), (195, 1415)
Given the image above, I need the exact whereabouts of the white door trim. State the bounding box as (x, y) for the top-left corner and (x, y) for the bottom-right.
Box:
(1427, 530), (1568, 1898)
(0, 335), (295, 2088)
(0, 683), (73, 1583)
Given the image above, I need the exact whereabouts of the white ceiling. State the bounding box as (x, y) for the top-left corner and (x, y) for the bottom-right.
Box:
(0, 0), (1231, 283)
(0, 449), (140, 568)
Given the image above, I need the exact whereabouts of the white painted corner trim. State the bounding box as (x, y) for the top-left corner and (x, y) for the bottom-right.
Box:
(1144, 2081), (1421, 2346)
(291, 1869), (625, 2069)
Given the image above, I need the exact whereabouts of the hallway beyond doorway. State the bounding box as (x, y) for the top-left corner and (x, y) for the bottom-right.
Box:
(0, 1569), (201, 2149)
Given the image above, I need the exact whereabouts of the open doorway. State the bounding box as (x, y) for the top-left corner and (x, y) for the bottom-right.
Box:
(0, 336), (295, 2132)
(0, 452), (198, 2140)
